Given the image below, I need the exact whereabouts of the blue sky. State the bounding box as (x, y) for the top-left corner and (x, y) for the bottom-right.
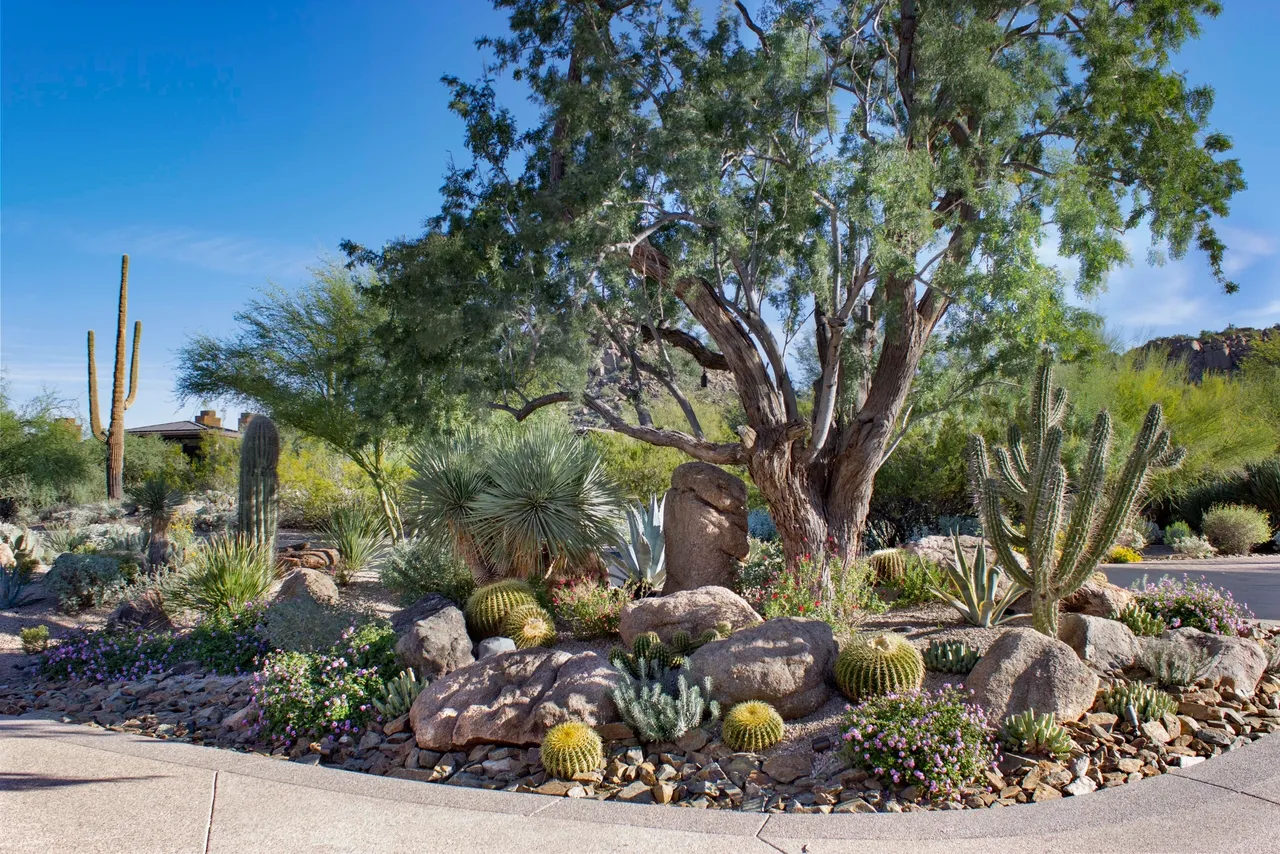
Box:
(2, 1), (1278, 429)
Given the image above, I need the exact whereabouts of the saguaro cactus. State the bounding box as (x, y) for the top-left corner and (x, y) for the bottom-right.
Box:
(237, 415), (280, 547)
(87, 255), (142, 500)
(969, 358), (1183, 636)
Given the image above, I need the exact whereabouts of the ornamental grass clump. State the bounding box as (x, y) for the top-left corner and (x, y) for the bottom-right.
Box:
(839, 687), (996, 798)
(1131, 575), (1253, 636)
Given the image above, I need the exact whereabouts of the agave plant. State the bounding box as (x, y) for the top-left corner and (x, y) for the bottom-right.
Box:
(606, 495), (666, 593)
(322, 504), (388, 585)
(927, 534), (1026, 628)
(129, 476), (186, 570)
(172, 534), (275, 617)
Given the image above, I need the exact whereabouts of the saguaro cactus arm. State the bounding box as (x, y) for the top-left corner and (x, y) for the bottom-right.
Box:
(87, 331), (106, 441)
(124, 320), (141, 409)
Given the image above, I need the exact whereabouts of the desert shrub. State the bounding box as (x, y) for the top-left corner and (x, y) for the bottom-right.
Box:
(1172, 535), (1216, 559)
(838, 687), (996, 798)
(261, 597), (359, 653)
(171, 535), (276, 617)
(735, 538), (786, 607)
(589, 430), (687, 501)
(339, 620), (398, 674)
(121, 434), (192, 491)
(1200, 504), (1272, 555)
(1106, 545), (1143, 564)
(277, 436), (374, 528)
(1131, 575), (1253, 636)
(45, 552), (139, 613)
(0, 389), (102, 512)
(1113, 526), (1148, 551)
(322, 504), (388, 585)
(20, 625), (50, 654)
(549, 579), (631, 639)
(884, 556), (941, 608)
(380, 537), (475, 604)
(747, 508), (777, 541)
(738, 539), (884, 623)
(1164, 521), (1194, 544)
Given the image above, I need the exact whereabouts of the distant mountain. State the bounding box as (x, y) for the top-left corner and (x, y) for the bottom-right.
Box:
(1137, 324), (1280, 379)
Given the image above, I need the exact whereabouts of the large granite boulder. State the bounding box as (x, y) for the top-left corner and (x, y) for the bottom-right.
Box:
(966, 628), (1099, 722)
(273, 568), (340, 607)
(905, 535), (997, 572)
(661, 462), (749, 593)
(1058, 613), (1141, 673)
(395, 604), (474, 679)
(619, 585), (762, 645)
(1155, 627), (1268, 695)
(688, 617), (837, 719)
(391, 593), (455, 634)
(1062, 574), (1133, 618)
(410, 650), (621, 751)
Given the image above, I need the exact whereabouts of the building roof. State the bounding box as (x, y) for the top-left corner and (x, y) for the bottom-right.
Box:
(126, 420), (242, 439)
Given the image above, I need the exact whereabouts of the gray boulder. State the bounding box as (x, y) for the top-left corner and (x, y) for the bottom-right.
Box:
(391, 593), (455, 634)
(410, 650), (621, 750)
(688, 617), (837, 719)
(966, 628), (1099, 722)
(476, 637), (517, 659)
(1062, 575), (1133, 618)
(1058, 613), (1141, 673)
(619, 585), (762, 645)
(661, 462), (749, 593)
(394, 604), (474, 680)
(1157, 627), (1267, 695)
(273, 568), (340, 607)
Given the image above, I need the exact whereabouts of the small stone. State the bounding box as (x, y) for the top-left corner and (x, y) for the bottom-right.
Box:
(475, 637), (516, 659)
(534, 780), (577, 796)
(1140, 721), (1172, 744)
(1064, 777), (1097, 796)
(675, 728), (709, 752)
(595, 722), (635, 742)
(1115, 758), (1144, 774)
(1069, 755), (1090, 779)
(1032, 783), (1063, 802)
(653, 781), (677, 804)
(358, 731), (382, 752)
(566, 784), (588, 798)
(624, 746), (645, 765)
(1170, 755), (1206, 768)
(615, 781), (655, 803)
(762, 753), (812, 785)
(383, 714), (410, 736)
(293, 753), (321, 765)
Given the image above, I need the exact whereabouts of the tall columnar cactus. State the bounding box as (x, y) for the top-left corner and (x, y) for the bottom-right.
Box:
(237, 415), (280, 547)
(970, 358), (1183, 636)
(87, 254), (142, 500)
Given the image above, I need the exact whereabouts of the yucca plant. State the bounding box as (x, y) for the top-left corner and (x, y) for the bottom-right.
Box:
(172, 534), (276, 617)
(322, 504), (388, 585)
(927, 534), (1025, 628)
(42, 525), (88, 556)
(129, 476), (186, 570)
(403, 430), (493, 580)
(606, 494), (665, 593)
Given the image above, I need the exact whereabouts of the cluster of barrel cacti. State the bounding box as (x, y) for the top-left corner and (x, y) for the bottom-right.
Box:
(501, 602), (557, 649)
(833, 633), (925, 701)
(609, 631), (684, 677)
(540, 721), (604, 779)
(465, 579), (539, 638)
(721, 701), (784, 752)
(923, 639), (981, 674)
(868, 548), (908, 584)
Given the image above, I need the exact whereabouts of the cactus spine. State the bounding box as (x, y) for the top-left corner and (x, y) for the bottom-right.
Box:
(833, 633), (924, 701)
(87, 254), (142, 500)
(464, 579), (538, 638)
(540, 721), (604, 779)
(721, 701), (784, 752)
(237, 415), (280, 548)
(970, 357), (1183, 636)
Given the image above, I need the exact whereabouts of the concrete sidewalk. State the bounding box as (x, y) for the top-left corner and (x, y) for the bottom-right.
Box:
(2, 717), (1278, 854)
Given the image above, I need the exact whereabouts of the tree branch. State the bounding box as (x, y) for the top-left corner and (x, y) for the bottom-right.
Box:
(636, 324), (729, 371)
(582, 394), (747, 465)
(489, 391), (573, 422)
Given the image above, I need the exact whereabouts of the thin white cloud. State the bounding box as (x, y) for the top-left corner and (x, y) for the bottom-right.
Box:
(1219, 225), (1279, 276)
(73, 225), (315, 278)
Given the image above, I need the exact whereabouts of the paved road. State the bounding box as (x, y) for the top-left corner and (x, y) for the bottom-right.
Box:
(1103, 557), (1280, 620)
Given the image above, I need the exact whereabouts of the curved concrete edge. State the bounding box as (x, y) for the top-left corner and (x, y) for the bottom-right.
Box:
(1, 716), (1277, 854)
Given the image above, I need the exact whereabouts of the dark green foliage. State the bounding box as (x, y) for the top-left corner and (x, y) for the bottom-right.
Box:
(45, 552), (136, 613)
(1200, 503), (1272, 555)
(322, 504), (388, 585)
(171, 535), (276, 618)
(0, 385), (101, 511)
(1164, 521), (1194, 544)
(923, 639), (981, 674)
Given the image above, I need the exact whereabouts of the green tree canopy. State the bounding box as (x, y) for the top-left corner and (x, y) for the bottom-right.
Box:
(359, 0), (1244, 560)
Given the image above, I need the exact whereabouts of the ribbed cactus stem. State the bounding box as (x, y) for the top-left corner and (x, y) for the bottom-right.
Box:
(237, 415), (280, 548)
(87, 254), (143, 499)
(972, 355), (1181, 636)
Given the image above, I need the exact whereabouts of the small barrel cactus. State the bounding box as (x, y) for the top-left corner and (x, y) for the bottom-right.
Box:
(1097, 682), (1177, 723)
(834, 633), (925, 701)
(721, 701), (784, 753)
(1000, 710), (1073, 760)
(540, 721), (604, 779)
(869, 548), (908, 584)
(502, 603), (557, 649)
(464, 579), (538, 639)
(923, 639), (981, 674)
(1115, 602), (1166, 637)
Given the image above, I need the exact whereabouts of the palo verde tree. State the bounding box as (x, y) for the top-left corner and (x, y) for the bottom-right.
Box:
(360, 0), (1244, 563)
(176, 261), (456, 539)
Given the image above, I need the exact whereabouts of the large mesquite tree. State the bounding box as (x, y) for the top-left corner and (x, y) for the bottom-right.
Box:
(360, 0), (1243, 563)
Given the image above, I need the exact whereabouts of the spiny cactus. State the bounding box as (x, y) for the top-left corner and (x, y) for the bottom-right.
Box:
(606, 494), (666, 592)
(1001, 711), (1073, 760)
(87, 254), (142, 500)
(372, 668), (429, 720)
(1115, 602), (1166, 637)
(610, 632), (683, 678)
(970, 357), (1183, 636)
(1097, 682), (1176, 723)
(869, 549), (908, 584)
(833, 633), (925, 701)
(721, 701), (784, 753)
(501, 603), (557, 649)
(237, 416), (280, 547)
(927, 534), (1025, 628)
(669, 624), (730, 655)
(610, 660), (719, 744)
(540, 721), (604, 779)
(464, 579), (538, 639)
(923, 639), (981, 674)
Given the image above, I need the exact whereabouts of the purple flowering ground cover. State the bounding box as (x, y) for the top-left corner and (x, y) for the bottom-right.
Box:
(1133, 575), (1254, 636)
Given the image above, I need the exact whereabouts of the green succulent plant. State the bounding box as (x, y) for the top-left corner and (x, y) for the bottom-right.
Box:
(1098, 682), (1177, 723)
(1000, 710), (1073, 760)
(611, 660), (718, 744)
(606, 494), (666, 592)
(833, 633), (924, 701)
(612, 631), (682, 677)
(869, 549), (908, 584)
(372, 668), (429, 720)
(1137, 641), (1220, 689)
(501, 603), (558, 649)
(237, 415), (280, 547)
(668, 625), (728, 655)
(1115, 602), (1166, 637)
(464, 579), (538, 639)
(721, 701), (784, 753)
(922, 639), (981, 674)
(540, 721), (604, 779)
(926, 534), (1025, 627)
